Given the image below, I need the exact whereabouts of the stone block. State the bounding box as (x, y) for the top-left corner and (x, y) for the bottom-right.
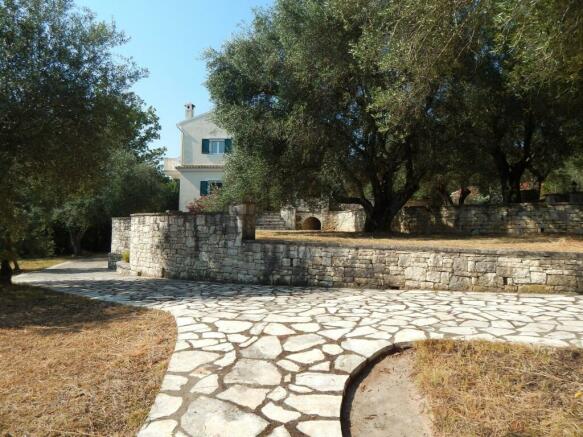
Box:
(546, 274), (577, 286)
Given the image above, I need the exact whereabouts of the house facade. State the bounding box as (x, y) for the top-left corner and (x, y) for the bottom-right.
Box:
(164, 104), (231, 210)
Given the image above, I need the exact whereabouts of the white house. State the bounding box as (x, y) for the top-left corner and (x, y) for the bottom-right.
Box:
(164, 104), (232, 210)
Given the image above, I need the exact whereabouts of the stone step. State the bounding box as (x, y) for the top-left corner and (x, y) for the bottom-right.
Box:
(257, 213), (288, 230)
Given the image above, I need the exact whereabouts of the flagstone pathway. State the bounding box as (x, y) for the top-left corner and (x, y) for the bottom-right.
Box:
(15, 258), (583, 437)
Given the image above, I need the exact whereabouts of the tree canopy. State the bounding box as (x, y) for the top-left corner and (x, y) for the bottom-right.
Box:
(206, 0), (583, 228)
(0, 0), (173, 281)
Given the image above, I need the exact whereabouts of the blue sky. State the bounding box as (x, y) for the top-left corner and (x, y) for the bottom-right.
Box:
(76, 0), (273, 157)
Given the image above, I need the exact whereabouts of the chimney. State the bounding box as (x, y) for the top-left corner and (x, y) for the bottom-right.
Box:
(185, 102), (195, 119)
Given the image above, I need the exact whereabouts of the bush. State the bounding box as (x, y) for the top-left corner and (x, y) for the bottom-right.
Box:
(121, 250), (130, 263)
(185, 191), (225, 215)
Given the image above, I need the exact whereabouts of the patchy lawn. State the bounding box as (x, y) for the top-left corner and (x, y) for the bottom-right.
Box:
(0, 284), (176, 436)
(15, 256), (73, 273)
(257, 230), (583, 253)
(413, 340), (583, 437)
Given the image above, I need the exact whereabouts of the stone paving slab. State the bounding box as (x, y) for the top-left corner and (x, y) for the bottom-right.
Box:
(15, 259), (583, 437)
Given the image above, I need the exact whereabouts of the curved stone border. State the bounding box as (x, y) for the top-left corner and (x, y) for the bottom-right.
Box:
(15, 259), (583, 437)
(339, 342), (413, 436)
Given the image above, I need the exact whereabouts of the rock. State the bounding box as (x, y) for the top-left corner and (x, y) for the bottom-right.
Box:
(284, 394), (342, 417)
(149, 393), (182, 420)
(286, 348), (325, 364)
(161, 374), (188, 391)
(322, 344), (344, 355)
(241, 336), (283, 359)
(264, 323), (296, 336)
(138, 419), (177, 437)
(334, 354), (365, 373)
(297, 420), (342, 437)
(319, 328), (351, 340)
(191, 374), (219, 394)
(283, 334), (325, 352)
(268, 425), (291, 437)
(394, 328), (427, 343)
(217, 385), (270, 409)
(276, 359), (301, 372)
(167, 351), (219, 373)
(261, 402), (301, 423)
(295, 372), (348, 392)
(340, 339), (390, 357)
(224, 359), (282, 386)
(267, 386), (288, 401)
(215, 320), (253, 333)
(309, 362), (330, 371)
(291, 322), (320, 332)
(181, 396), (268, 437)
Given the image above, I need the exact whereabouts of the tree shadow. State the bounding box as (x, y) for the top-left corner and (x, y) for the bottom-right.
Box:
(0, 283), (152, 333)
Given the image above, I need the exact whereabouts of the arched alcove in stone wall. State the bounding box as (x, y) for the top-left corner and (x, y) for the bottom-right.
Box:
(302, 216), (322, 230)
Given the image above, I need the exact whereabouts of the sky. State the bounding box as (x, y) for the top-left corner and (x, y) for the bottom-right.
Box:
(76, 0), (273, 158)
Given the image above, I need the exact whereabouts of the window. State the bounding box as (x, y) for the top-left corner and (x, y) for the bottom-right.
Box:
(202, 138), (232, 154)
(208, 180), (223, 192)
(209, 139), (225, 154)
(200, 180), (223, 196)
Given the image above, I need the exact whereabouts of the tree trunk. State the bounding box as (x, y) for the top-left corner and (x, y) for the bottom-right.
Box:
(437, 187), (454, 206)
(12, 259), (21, 274)
(364, 201), (397, 232)
(69, 229), (85, 256)
(363, 189), (417, 232)
(507, 169), (523, 203)
(458, 187), (471, 206)
(491, 149), (526, 204)
(0, 259), (12, 285)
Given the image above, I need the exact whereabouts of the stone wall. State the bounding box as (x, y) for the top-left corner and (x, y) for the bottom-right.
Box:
(129, 204), (255, 280)
(325, 210), (366, 232)
(392, 203), (583, 235)
(234, 242), (582, 293)
(108, 217), (131, 269)
(111, 208), (582, 293)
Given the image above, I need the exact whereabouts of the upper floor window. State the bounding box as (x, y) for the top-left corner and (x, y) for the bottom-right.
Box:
(202, 138), (232, 154)
(209, 139), (225, 154)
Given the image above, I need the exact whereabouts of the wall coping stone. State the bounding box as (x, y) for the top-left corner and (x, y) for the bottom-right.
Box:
(405, 202), (582, 209)
(249, 238), (583, 259)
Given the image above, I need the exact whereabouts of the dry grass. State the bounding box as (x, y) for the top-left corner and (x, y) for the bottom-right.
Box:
(16, 257), (75, 273)
(413, 340), (583, 437)
(0, 284), (176, 436)
(257, 230), (583, 253)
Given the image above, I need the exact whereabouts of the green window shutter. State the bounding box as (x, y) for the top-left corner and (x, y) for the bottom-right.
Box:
(200, 181), (209, 196)
(202, 139), (209, 154)
(224, 138), (232, 153)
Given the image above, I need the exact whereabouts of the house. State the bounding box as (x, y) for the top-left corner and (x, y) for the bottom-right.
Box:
(164, 104), (232, 210)
(163, 103), (364, 231)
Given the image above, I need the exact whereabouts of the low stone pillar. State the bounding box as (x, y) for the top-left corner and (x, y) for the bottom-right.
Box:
(230, 203), (256, 241)
(280, 206), (296, 230)
(108, 217), (131, 269)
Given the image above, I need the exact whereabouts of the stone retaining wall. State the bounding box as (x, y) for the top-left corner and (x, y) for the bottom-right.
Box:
(393, 203), (583, 235)
(111, 208), (583, 293)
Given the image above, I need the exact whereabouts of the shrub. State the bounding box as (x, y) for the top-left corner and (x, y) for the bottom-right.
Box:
(121, 250), (130, 263)
(185, 191), (225, 215)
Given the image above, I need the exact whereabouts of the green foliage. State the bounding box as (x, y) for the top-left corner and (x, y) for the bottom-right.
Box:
(493, 0), (583, 98)
(54, 149), (178, 254)
(206, 0), (451, 230)
(121, 250), (129, 263)
(207, 0), (583, 223)
(211, 147), (286, 211)
(0, 0), (173, 267)
(543, 152), (583, 195)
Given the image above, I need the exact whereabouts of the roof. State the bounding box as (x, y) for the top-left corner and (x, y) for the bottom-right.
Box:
(176, 110), (215, 127)
(175, 164), (225, 170)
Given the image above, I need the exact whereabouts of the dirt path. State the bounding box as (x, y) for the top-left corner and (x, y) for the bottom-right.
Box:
(347, 349), (433, 437)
